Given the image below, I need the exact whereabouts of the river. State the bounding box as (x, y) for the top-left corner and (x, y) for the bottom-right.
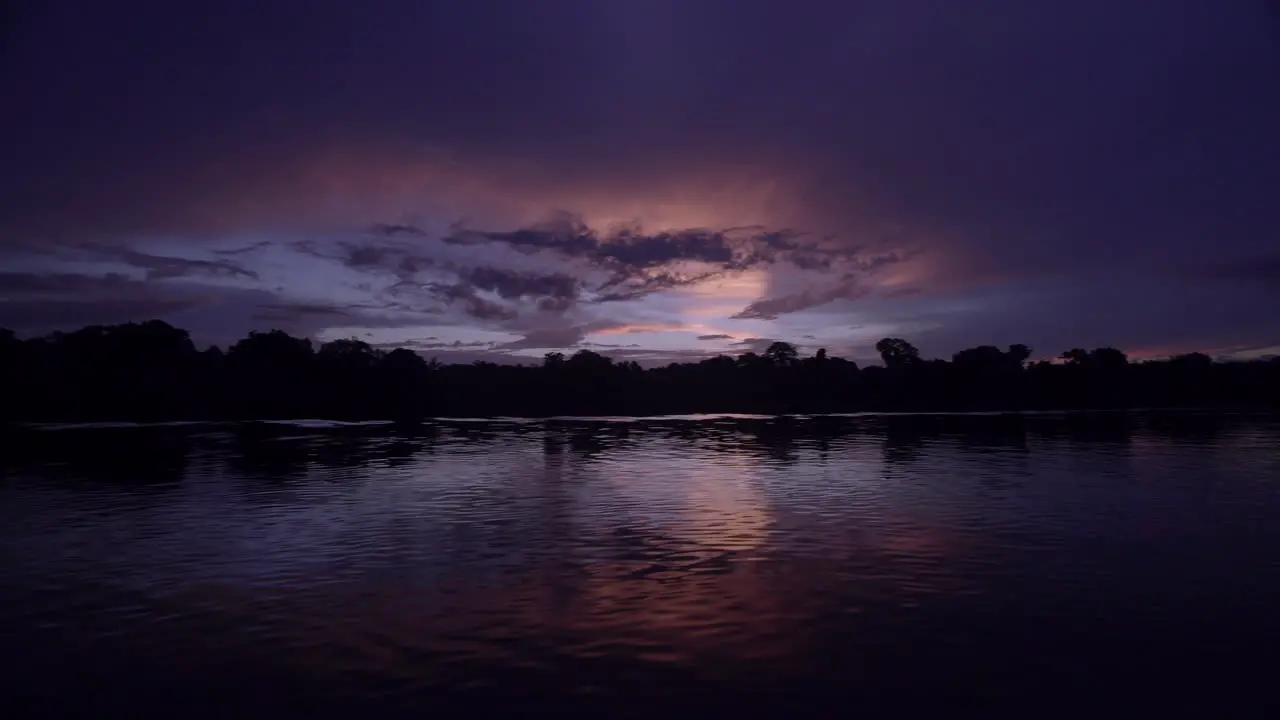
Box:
(2, 411), (1278, 715)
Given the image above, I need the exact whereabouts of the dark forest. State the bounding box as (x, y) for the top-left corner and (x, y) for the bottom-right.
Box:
(2, 321), (1277, 422)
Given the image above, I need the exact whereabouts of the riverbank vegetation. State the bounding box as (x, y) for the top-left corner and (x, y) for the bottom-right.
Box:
(3, 321), (1277, 421)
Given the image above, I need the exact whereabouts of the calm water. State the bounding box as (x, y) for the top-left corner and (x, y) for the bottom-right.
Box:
(2, 412), (1279, 715)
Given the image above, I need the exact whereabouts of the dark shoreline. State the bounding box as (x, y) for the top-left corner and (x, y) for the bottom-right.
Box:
(10, 399), (1280, 422)
(5, 320), (1278, 423)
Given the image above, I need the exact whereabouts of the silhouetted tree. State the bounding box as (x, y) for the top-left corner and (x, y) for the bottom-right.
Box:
(1090, 347), (1129, 370)
(318, 338), (380, 369)
(229, 330), (314, 368)
(382, 347), (425, 373)
(0, 328), (20, 421)
(1061, 348), (1090, 366)
(226, 330), (316, 418)
(3, 322), (1277, 421)
(1171, 352), (1212, 369)
(876, 338), (921, 368)
(1008, 344), (1032, 366)
(952, 345), (1007, 369)
(764, 341), (800, 367)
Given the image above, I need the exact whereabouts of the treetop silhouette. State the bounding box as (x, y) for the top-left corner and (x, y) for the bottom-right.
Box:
(2, 321), (1276, 422)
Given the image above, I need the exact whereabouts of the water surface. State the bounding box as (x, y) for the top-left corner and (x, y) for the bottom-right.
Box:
(2, 412), (1278, 715)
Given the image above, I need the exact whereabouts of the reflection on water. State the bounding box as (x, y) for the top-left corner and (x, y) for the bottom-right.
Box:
(2, 412), (1279, 715)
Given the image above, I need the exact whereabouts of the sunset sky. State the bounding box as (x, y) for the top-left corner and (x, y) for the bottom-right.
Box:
(3, 1), (1278, 364)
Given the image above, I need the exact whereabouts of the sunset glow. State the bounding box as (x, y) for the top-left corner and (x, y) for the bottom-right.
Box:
(2, 1), (1276, 363)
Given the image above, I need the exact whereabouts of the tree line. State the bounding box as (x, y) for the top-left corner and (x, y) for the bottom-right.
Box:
(2, 321), (1277, 421)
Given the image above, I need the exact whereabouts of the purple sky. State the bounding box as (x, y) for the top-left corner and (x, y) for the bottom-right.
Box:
(3, 0), (1278, 364)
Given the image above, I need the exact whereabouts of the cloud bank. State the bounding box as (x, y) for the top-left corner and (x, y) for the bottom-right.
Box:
(1, 0), (1277, 361)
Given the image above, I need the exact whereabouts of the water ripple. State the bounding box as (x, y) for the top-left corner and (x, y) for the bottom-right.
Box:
(2, 411), (1279, 713)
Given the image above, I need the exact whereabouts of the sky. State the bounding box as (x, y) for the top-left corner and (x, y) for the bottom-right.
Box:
(2, 0), (1278, 365)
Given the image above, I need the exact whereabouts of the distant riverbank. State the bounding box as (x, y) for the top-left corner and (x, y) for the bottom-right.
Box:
(4, 321), (1277, 422)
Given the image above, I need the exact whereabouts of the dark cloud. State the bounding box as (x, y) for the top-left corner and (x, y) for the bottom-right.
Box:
(421, 282), (518, 321)
(70, 244), (258, 281)
(446, 215), (869, 301)
(0, 271), (265, 345)
(250, 302), (351, 320)
(2, 1), (1278, 355)
(0, 272), (203, 331)
(596, 225), (736, 267)
(466, 267), (580, 302)
(404, 339), (495, 350)
(247, 300), (431, 329)
(596, 270), (723, 303)
(498, 326), (590, 350)
(697, 334), (734, 341)
(213, 241), (272, 256)
(493, 319), (653, 351)
(465, 297), (518, 321)
(536, 296), (576, 313)
(444, 216), (921, 309)
(443, 216), (600, 255)
(347, 245), (404, 270)
(732, 281), (870, 320)
(296, 236), (581, 316)
(291, 239), (436, 281)
(372, 223), (427, 237)
(1, 271), (139, 296)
